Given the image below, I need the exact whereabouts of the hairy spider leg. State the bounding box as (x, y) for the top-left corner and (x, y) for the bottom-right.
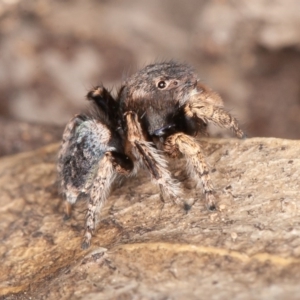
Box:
(81, 151), (133, 249)
(124, 111), (181, 202)
(81, 152), (116, 249)
(164, 133), (216, 210)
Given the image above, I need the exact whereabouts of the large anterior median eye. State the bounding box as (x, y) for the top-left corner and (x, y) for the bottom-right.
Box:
(157, 81), (166, 89)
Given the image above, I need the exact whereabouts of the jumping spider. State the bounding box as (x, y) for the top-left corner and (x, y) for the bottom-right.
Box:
(57, 61), (245, 249)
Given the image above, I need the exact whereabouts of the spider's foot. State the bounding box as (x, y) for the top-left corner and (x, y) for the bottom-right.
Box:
(237, 130), (247, 139)
(183, 202), (192, 212)
(208, 203), (216, 211)
(63, 214), (71, 221)
(159, 190), (166, 204)
(81, 240), (91, 250)
(64, 201), (72, 221)
(183, 198), (196, 212)
(205, 192), (216, 211)
(81, 231), (92, 249)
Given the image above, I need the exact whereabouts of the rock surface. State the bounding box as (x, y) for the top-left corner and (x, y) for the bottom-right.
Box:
(0, 138), (300, 299)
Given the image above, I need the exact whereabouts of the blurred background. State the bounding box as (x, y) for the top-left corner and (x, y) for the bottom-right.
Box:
(0, 0), (300, 156)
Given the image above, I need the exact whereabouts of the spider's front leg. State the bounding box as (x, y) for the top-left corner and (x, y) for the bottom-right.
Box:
(164, 133), (216, 210)
(168, 86), (245, 209)
(124, 112), (181, 202)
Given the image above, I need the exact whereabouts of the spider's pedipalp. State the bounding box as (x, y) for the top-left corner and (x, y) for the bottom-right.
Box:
(184, 87), (245, 139)
(187, 103), (245, 138)
(164, 133), (216, 210)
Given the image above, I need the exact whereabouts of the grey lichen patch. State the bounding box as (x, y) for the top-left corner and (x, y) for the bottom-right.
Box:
(0, 138), (300, 299)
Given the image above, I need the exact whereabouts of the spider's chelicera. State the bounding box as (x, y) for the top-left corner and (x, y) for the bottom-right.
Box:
(57, 61), (245, 249)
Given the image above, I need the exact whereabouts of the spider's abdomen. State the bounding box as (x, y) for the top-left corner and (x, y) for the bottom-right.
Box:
(59, 117), (116, 190)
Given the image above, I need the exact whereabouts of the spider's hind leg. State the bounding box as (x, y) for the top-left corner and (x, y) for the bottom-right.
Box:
(82, 151), (133, 249)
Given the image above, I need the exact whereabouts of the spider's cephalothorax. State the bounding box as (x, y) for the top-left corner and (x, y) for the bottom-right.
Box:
(58, 61), (245, 249)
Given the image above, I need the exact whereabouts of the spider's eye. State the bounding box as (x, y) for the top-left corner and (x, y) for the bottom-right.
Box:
(157, 81), (167, 89)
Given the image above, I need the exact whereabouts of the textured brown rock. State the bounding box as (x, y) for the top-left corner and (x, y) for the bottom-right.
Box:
(0, 138), (300, 299)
